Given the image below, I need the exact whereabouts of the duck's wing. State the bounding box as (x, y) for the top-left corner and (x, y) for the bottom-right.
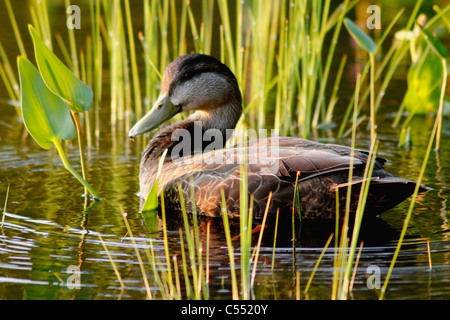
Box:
(150, 137), (382, 216)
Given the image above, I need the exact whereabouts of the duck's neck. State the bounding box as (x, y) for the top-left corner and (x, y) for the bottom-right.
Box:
(141, 100), (242, 166)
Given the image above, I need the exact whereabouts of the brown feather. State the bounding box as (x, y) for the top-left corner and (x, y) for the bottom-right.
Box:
(132, 54), (431, 226)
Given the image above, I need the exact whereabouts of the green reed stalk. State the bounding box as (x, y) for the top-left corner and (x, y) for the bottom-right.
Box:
(187, 2), (201, 53)
(435, 58), (447, 150)
(338, 6), (415, 137)
(178, 185), (199, 299)
(261, 0), (280, 129)
(340, 140), (378, 300)
(304, 233), (333, 296)
(331, 188), (340, 299)
(177, 0), (188, 56)
(1, 184), (10, 228)
(84, 37), (93, 150)
(121, 210), (152, 299)
(332, 73), (361, 300)
(196, 242), (205, 299)
(271, 0), (355, 136)
(312, 0), (347, 130)
(271, 208), (280, 271)
(31, 0), (52, 50)
(292, 171), (301, 246)
(145, 237), (170, 299)
(4, 0), (27, 57)
(375, 45), (409, 115)
(219, 25), (225, 62)
(53, 138), (101, 199)
(203, 0), (214, 55)
(177, 183), (209, 300)
(3, 2), (25, 110)
(217, 0), (235, 72)
(273, 15), (286, 134)
(124, 0), (143, 120)
(98, 234), (125, 289)
(173, 255), (182, 299)
(121, 18), (131, 128)
(160, 192), (175, 297)
(142, 0), (152, 113)
(348, 241), (364, 293)
(234, 0), (243, 85)
(237, 137), (253, 299)
(178, 229), (193, 299)
(88, 0), (102, 148)
(70, 111), (89, 197)
(109, 0), (124, 128)
(157, 0), (170, 67)
(369, 53), (376, 145)
(94, 37), (103, 148)
(65, 0), (79, 77)
(85, 35), (93, 88)
(325, 54), (347, 123)
(295, 270), (301, 300)
(370, 9), (405, 113)
(0, 41), (18, 87)
(188, 177), (209, 300)
(380, 55), (447, 300)
(275, 1), (297, 135)
(250, 192), (273, 288)
(169, 0), (178, 55)
(220, 189), (239, 300)
(0, 57), (18, 110)
(205, 222), (211, 296)
(426, 240), (432, 271)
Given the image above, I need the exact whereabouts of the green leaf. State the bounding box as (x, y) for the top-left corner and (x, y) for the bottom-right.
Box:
(29, 24), (93, 112)
(141, 149), (168, 231)
(344, 18), (377, 53)
(142, 149), (168, 212)
(416, 23), (448, 59)
(18, 56), (76, 149)
(403, 48), (443, 114)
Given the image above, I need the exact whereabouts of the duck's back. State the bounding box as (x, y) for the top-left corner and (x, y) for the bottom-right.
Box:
(139, 137), (428, 222)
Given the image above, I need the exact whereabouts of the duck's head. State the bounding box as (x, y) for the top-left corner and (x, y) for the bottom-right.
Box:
(129, 54), (242, 138)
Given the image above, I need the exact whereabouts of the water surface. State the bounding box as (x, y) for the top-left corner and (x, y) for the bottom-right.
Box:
(0, 0), (449, 300)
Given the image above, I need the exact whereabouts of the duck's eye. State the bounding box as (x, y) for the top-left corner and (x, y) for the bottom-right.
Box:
(183, 72), (190, 79)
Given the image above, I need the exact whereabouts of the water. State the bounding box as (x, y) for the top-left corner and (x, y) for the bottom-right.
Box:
(1, 100), (449, 300)
(1, 1), (450, 300)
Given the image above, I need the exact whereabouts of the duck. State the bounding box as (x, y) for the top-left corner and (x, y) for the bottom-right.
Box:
(129, 53), (430, 226)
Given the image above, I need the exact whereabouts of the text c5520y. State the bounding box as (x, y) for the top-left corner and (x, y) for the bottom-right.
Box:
(225, 304), (268, 315)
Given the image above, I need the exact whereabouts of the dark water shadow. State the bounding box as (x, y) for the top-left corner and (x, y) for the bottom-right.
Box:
(152, 211), (401, 249)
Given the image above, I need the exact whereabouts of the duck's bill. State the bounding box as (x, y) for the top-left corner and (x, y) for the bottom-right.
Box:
(128, 93), (180, 138)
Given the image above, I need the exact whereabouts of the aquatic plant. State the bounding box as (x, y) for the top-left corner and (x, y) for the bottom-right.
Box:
(400, 14), (449, 117)
(141, 149), (168, 232)
(343, 17), (377, 144)
(17, 25), (100, 200)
